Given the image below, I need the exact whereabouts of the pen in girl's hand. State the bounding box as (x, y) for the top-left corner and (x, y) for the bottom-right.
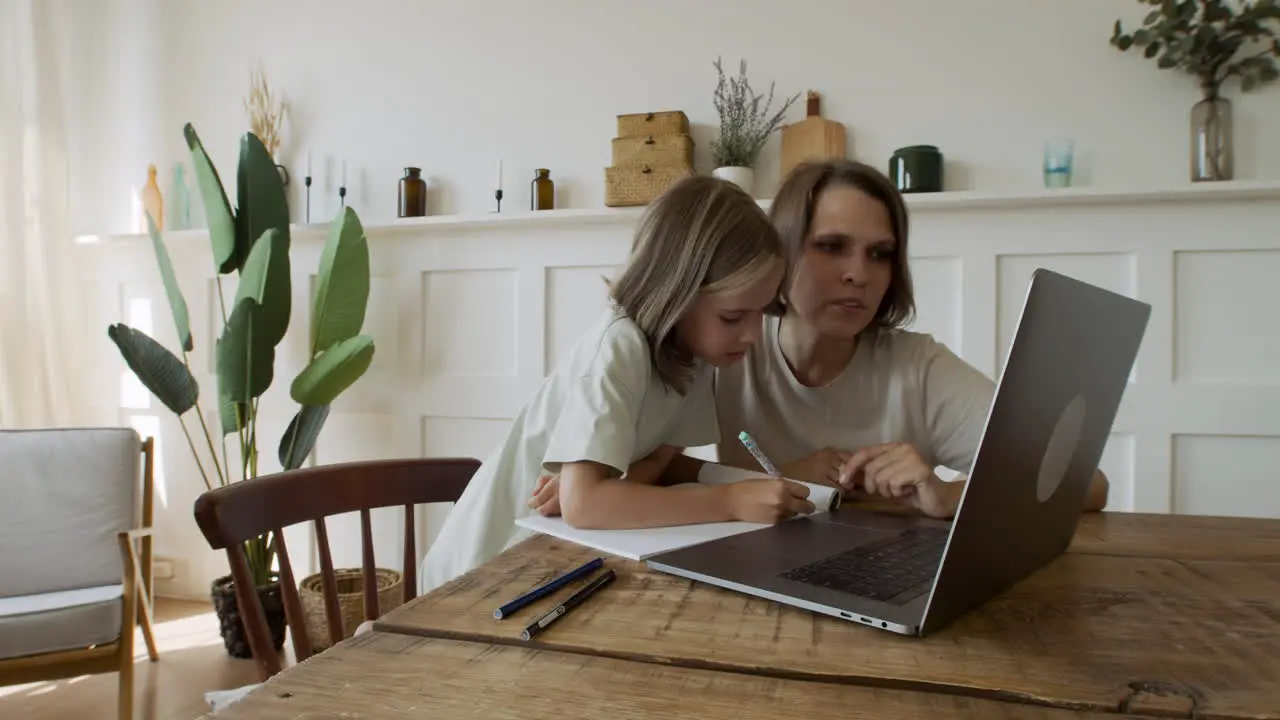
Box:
(738, 431), (781, 477)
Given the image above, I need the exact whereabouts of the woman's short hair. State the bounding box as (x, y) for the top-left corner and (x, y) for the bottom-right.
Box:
(768, 159), (915, 329)
(609, 175), (785, 393)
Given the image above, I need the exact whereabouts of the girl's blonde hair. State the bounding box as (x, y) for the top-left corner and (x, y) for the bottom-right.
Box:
(609, 175), (785, 394)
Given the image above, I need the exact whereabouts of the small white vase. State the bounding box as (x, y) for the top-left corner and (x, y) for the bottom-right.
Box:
(712, 166), (755, 194)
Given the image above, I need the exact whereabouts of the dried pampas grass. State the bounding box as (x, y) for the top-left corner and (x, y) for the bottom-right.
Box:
(244, 65), (288, 159)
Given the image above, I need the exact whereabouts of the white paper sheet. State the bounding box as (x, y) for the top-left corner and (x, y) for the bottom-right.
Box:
(513, 462), (840, 561)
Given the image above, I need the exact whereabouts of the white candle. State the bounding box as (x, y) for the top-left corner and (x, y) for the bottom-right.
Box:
(341, 159), (347, 186)
(496, 159), (503, 191)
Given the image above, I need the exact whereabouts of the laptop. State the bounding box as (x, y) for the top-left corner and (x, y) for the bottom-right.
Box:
(645, 268), (1151, 636)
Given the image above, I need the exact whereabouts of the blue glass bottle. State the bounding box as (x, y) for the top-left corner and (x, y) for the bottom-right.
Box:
(167, 162), (191, 230)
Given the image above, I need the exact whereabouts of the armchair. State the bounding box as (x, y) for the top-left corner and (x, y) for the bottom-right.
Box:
(0, 427), (159, 720)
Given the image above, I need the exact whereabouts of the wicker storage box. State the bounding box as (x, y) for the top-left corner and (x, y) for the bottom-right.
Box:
(616, 110), (689, 139)
(605, 163), (694, 207)
(299, 568), (404, 651)
(611, 134), (694, 168)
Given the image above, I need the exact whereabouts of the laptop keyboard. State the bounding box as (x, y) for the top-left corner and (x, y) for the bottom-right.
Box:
(778, 527), (949, 604)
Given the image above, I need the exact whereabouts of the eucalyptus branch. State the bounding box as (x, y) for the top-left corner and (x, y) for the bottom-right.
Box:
(1111, 0), (1280, 96)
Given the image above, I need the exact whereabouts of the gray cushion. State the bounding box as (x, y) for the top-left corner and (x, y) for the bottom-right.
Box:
(0, 428), (140, 597)
(0, 584), (123, 659)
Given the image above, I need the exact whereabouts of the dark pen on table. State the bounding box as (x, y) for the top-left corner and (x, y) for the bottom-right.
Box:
(521, 568), (616, 641)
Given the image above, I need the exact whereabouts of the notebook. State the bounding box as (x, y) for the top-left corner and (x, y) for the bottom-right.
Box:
(514, 462), (841, 561)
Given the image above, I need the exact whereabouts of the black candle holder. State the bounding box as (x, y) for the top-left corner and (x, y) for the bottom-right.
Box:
(339, 185), (347, 209)
(494, 188), (504, 213)
(304, 175), (312, 223)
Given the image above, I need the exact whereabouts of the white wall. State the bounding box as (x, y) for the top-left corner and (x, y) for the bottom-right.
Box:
(65, 0), (1280, 235)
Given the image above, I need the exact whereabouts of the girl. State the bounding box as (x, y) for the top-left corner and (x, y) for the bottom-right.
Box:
(420, 175), (814, 593)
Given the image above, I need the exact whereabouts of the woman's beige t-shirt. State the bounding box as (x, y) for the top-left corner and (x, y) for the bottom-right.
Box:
(714, 314), (995, 475)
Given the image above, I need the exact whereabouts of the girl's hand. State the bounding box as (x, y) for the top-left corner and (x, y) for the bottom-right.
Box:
(725, 478), (816, 523)
(838, 442), (960, 519)
(528, 473), (561, 516)
(778, 446), (852, 488)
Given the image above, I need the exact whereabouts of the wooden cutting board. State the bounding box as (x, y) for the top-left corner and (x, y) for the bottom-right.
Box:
(779, 91), (848, 184)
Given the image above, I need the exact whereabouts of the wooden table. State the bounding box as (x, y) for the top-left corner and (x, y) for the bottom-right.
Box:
(1069, 511), (1280, 562)
(207, 630), (1126, 719)
(375, 513), (1280, 720)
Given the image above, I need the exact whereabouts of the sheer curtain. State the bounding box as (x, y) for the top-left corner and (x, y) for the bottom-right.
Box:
(0, 0), (94, 427)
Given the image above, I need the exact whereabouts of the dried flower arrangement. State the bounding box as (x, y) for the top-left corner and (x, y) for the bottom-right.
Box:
(710, 57), (800, 169)
(244, 65), (289, 160)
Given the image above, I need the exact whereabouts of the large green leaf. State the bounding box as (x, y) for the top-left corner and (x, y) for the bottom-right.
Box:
(107, 323), (198, 414)
(278, 404), (331, 471)
(290, 335), (375, 406)
(216, 298), (275, 405)
(235, 132), (291, 345)
(234, 228), (277, 307)
(311, 206), (370, 355)
(183, 123), (238, 275)
(145, 214), (192, 352)
(216, 363), (247, 437)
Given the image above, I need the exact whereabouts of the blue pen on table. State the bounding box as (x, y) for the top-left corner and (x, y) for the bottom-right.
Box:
(493, 557), (604, 619)
(521, 569), (617, 641)
(738, 430), (781, 477)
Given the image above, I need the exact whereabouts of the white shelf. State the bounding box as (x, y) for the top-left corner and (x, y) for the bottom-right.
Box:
(75, 179), (1280, 245)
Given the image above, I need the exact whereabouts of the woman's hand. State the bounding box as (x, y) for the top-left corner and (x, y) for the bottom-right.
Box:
(838, 442), (960, 519)
(528, 473), (561, 516)
(778, 446), (852, 488)
(724, 478), (816, 523)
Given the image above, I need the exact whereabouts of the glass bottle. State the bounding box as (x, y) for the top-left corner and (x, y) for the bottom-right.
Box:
(167, 162), (191, 230)
(142, 164), (164, 230)
(399, 167), (427, 217)
(1191, 89), (1233, 182)
(531, 168), (554, 211)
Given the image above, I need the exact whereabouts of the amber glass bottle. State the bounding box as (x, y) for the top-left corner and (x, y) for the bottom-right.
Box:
(399, 167), (427, 217)
(531, 169), (554, 210)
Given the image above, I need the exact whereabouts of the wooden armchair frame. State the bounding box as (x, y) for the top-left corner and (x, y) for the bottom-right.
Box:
(193, 457), (479, 681)
(0, 435), (160, 720)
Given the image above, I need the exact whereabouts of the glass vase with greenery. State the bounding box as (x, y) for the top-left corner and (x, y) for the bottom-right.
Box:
(1111, 0), (1280, 181)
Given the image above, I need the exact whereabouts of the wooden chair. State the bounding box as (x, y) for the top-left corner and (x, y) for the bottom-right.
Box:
(192, 457), (480, 681)
(0, 428), (158, 720)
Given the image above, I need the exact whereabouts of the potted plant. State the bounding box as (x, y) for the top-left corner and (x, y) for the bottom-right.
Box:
(1110, 0), (1280, 181)
(710, 57), (800, 194)
(107, 123), (375, 659)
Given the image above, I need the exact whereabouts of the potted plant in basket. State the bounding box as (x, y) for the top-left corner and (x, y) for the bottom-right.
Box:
(107, 123), (375, 659)
(1110, 0), (1280, 181)
(710, 56), (800, 195)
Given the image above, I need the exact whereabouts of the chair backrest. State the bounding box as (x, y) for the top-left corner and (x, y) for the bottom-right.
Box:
(192, 456), (479, 678)
(0, 427), (143, 598)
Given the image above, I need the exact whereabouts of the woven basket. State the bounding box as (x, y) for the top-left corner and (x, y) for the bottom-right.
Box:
(299, 568), (404, 651)
(612, 134), (694, 168)
(604, 163), (694, 207)
(616, 110), (689, 139)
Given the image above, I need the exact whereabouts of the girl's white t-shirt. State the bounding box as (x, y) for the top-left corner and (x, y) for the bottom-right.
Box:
(420, 307), (719, 592)
(714, 314), (995, 477)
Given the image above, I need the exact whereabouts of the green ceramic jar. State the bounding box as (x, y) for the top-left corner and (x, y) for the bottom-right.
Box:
(889, 145), (943, 193)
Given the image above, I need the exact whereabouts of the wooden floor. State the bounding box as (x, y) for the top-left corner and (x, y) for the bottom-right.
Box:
(0, 597), (290, 720)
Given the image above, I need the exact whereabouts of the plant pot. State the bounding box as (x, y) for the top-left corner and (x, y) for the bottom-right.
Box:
(712, 166), (755, 194)
(1191, 92), (1233, 182)
(298, 568), (405, 652)
(210, 574), (287, 659)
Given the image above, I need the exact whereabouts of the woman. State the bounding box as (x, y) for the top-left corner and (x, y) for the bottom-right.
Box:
(708, 159), (1109, 518)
